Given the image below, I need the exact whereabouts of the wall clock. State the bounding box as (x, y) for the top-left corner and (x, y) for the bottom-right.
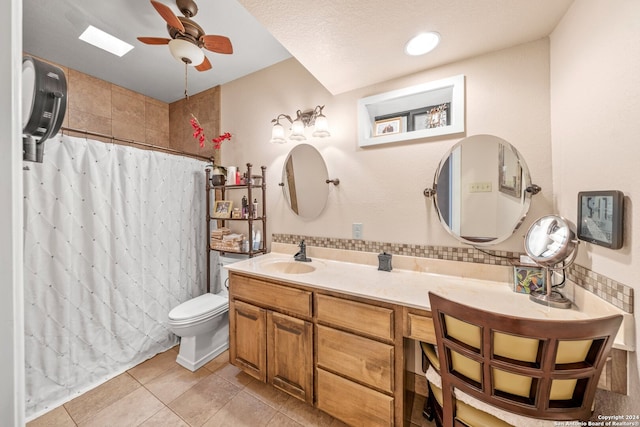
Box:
(577, 190), (624, 249)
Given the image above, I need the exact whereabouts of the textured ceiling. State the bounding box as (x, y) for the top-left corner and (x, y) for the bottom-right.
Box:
(238, 0), (574, 94)
(23, 0), (573, 103)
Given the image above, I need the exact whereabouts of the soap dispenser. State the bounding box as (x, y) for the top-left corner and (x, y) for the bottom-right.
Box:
(378, 252), (392, 272)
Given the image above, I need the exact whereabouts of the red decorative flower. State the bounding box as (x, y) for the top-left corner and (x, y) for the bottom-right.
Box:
(190, 116), (206, 148)
(212, 132), (232, 150)
(190, 115), (232, 149)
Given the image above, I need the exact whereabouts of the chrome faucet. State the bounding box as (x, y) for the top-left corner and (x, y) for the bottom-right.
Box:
(294, 240), (312, 262)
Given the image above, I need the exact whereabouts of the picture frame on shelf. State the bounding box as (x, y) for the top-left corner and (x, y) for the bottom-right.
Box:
(409, 110), (429, 132)
(374, 117), (404, 136)
(408, 103), (450, 131)
(358, 74), (465, 147)
(426, 103), (449, 128)
(213, 200), (233, 218)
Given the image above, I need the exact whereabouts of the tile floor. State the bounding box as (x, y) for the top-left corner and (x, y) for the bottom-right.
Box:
(27, 346), (435, 427)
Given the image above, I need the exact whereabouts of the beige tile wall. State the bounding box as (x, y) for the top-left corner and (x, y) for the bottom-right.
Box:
(168, 86), (220, 162)
(27, 53), (218, 159)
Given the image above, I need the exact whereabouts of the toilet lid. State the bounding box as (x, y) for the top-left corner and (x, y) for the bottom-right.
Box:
(168, 293), (228, 321)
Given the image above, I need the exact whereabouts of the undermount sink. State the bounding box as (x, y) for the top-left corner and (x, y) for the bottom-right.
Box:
(260, 260), (318, 275)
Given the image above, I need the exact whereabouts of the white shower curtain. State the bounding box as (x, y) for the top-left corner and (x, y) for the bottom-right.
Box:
(23, 134), (209, 418)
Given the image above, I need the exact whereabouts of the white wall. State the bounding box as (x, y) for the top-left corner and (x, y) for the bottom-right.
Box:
(221, 39), (554, 253)
(550, 0), (640, 414)
(221, 16), (639, 413)
(2, 0), (24, 425)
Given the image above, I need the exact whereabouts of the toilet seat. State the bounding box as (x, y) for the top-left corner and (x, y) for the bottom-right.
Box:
(168, 293), (228, 325)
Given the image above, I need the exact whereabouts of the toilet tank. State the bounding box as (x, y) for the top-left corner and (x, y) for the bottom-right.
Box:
(214, 253), (248, 296)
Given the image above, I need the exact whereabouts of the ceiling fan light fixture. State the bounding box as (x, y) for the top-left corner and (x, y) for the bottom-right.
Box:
(405, 32), (440, 56)
(168, 38), (204, 66)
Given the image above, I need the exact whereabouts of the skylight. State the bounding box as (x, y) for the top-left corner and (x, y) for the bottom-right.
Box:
(79, 25), (134, 57)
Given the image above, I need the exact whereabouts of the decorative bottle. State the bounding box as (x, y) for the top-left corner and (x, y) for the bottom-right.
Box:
(252, 198), (259, 219)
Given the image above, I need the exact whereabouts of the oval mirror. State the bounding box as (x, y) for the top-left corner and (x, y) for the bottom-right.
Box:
(281, 144), (329, 219)
(433, 134), (537, 246)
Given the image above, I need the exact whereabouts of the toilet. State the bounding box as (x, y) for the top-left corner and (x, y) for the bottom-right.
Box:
(167, 254), (244, 371)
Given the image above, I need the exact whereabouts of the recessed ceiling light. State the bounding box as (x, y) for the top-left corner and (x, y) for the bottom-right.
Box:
(405, 32), (440, 56)
(79, 25), (134, 57)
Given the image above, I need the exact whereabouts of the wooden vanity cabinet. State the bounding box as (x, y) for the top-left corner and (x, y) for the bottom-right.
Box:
(227, 268), (627, 425)
(229, 272), (403, 425)
(229, 273), (313, 404)
(315, 294), (397, 427)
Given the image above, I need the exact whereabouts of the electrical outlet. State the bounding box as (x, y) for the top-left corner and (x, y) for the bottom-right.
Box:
(469, 182), (492, 193)
(352, 223), (363, 239)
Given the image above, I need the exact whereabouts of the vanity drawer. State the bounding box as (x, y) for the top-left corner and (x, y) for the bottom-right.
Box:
(317, 368), (393, 427)
(317, 325), (393, 393)
(230, 273), (312, 318)
(403, 307), (436, 344)
(316, 294), (394, 341)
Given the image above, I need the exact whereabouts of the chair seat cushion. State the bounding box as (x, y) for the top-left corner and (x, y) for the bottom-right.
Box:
(420, 341), (440, 371)
(428, 377), (513, 427)
(426, 366), (556, 427)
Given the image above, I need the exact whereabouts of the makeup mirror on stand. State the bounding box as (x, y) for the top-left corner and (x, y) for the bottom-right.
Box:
(524, 215), (579, 309)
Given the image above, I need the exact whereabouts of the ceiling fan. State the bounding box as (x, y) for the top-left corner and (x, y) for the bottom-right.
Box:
(137, 0), (233, 72)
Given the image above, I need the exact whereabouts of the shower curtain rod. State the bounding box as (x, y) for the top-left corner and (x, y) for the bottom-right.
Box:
(60, 126), (212, 162)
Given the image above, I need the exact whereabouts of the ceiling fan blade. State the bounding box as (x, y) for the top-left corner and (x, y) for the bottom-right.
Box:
(137, 37), (171, 45)
(201, 35), (233, 54)
(150, 0), (185, 33)
(195, 56), (212, 72)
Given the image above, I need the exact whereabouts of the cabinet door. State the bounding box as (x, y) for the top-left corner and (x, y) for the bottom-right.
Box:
(267, 311), (313, 404)
(230, 300), (266, 381)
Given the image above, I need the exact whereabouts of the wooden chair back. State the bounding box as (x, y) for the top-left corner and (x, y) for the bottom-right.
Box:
(429, 293), (622, 425)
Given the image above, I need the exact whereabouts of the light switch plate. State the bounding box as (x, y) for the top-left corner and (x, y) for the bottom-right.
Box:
(469, 182), (492, 192)
(352, 223), (363, 239)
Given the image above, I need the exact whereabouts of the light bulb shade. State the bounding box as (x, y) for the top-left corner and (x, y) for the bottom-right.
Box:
(168, 39), (205, 66)
(290, 119), (306, 141)
(312, 114), (330, 138)
(270, 122), (286, 144)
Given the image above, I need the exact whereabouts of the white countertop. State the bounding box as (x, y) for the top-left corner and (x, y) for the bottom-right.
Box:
(225, 248), (635, 351)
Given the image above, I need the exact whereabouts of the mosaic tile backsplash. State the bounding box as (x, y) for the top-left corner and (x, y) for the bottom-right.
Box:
(272, 233), (634, 314)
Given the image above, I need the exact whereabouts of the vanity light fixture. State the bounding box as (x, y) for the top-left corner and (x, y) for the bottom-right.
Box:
(270, 105), (330, 143)
(405, 32), (440, 56)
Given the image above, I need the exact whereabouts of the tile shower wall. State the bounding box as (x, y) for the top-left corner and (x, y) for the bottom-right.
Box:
(26, 54), (219, 159)
(273, 233), (634, 314)
(169, 86), (221, 161)
(64, 64), (170, 148)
